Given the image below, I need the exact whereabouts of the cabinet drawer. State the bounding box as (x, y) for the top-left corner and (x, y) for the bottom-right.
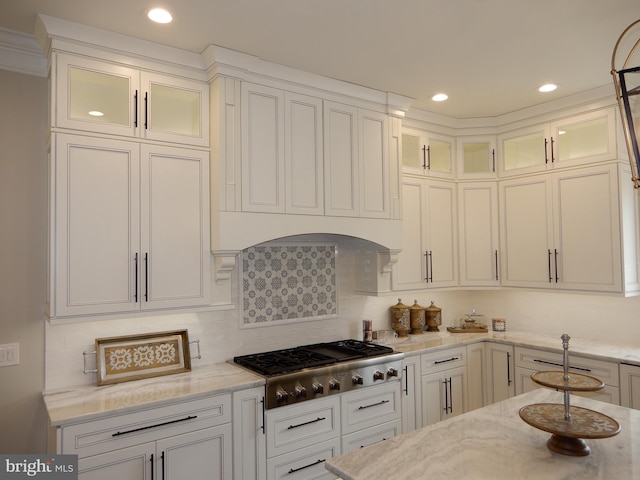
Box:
(421, 347), (467, 373)
(266, 396), (339, 458)
(340, 382), (401, 434)
(514, 347), (619, 387)
(341, 419), (401, 454)
(267, 437), (340, 480)
(61, 394), (231, 457)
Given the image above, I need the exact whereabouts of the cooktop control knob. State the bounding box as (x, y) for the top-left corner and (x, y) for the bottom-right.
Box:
(352, 374), (364, 385)
(275, 386), (290, 403)
(294, 383), (307, 398)
(387, 368), (399, 378)
(329, 379), (340, 390)
(373, 370), (385, 381)
(312, 381), (324, 394)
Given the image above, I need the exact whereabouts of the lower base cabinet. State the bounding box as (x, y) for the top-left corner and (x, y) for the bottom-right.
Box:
(486, 342), (515, 404)
(57, 395), (233, 480)
(514, 347), (620, 405)
(401, 354), (423, 432)
(233, 387), (267, 480)
(619, 363), (640, 410)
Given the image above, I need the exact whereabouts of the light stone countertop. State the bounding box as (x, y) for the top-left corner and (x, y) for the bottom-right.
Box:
(42, 362), (264, 426)
(326, 388), (640, 480)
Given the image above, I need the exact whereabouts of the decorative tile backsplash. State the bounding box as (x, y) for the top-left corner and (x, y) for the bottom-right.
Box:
(243, 245), (337, 325)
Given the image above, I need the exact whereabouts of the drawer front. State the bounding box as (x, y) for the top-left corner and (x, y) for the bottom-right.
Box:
(266, 396), (339, 458)
(267, 437), (340, 480)
(61, 394), (231, 457)
(514, 347), (619, 387)
(341, 419), (402, 454)
(340, 382), (401, 434)
(421, 347), (467, 373)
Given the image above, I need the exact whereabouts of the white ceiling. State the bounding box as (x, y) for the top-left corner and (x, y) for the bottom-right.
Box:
(2, 0), (640, 119)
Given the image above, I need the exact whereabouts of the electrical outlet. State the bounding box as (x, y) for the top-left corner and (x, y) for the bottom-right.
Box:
(0, 343), (19, 367)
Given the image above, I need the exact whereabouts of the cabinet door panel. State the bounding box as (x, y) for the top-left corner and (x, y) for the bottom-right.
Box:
(393, 180), (427, 290)
(554, 166), (621, 291)
(242, 84), (285, 213)
(324, 101), (358, 216)
(620, 363), (640, 409)
(285, 93), (324, 214)
(359, 109), (389, 218)
(421, 372), (444, 426)
(141, 146), (210, 308)
(54, 134), (139, 317)
(500, 177), (553, 287)
(78, 442), (153, 480)
(425, 181), (457, 286)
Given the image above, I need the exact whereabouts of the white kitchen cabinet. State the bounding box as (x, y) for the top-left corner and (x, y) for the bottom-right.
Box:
(514, 346), (620, 405)
(486, 342), (515, 404)
(401, 354), (423, 432)
(620, 363), (640, 410)
(420, 347), (468, 426)
(233, 387), (267, 480)
(498, 107), (617, 177)
(466, 343), (486, 410)
(54, 52), (209, 146)
(58, 395), (232, 480)
(458, 181), (500, 287)
(51, 133), (211, 318)
(392, 177), (457, 290)
(457, 136), (497, 179)
(323, 101), (390, 218)
(499, 163), (626, 293)
(402, 126), (454, 179)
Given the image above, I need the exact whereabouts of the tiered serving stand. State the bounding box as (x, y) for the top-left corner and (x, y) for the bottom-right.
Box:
(518, 334), (621, 456)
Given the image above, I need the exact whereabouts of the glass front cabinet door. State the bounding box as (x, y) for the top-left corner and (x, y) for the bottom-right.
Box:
(457, 136), (497, 178)
(402, 126), (454, 178)
(55, 52), (208, 146)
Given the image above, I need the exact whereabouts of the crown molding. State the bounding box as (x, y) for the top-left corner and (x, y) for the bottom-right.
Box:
(0, 27), (47, 77)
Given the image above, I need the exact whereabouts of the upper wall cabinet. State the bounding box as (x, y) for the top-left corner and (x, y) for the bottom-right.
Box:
(402, 127), (454, 179)
(54, 52), (209, 147)
(498, 107), (617, 177)
(456, 136), (497, 179)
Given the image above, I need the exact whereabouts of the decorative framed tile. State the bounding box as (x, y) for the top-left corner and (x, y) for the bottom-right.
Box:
(95, 330), (191, 386)
(242, 245), (337, 326)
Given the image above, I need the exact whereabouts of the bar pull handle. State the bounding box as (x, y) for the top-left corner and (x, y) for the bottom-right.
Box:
(428, 251), (433, 282)
(554, 249), (559, 283)
(144, 253), (149, 301)
(161, 451), (165, 480)
(403, 365), (409, 395)
(134, 253), (139, 303)
(134, 90), (138, 128)
(260, 397), (265, 434)
(288, 417), (326, 430)
(507, 352), (512, 386)
(550, 137), (555, 163)
(424, 251), (429, 283)
(435, 357), (460, 365)
(533, 359), (591, 372)
(544, 138), (549, 164)
(422, 145), (427, 169)
(150, 453), (154, 480)
(288, 459), (325, 474)
(113, 415), (197, 437)
(144, 92), (149, 129)
(548, 249), (553, 283)
(426, 145), (431, 170)
(443, 378), (449, 413)
(491, 148), (496, 172)
(448, 377), (453, 413)
(495, 250), (499, 281)
(358, 399), (390, 410)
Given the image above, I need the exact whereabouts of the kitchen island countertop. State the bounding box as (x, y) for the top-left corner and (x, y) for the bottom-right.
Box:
(326, 388), (639, 479)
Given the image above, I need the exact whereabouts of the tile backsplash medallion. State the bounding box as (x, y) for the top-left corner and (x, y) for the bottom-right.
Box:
(242, 245), (337, 325)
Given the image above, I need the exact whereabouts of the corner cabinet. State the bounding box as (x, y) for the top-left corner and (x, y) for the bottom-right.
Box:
(392, 177), (457, 290)
(51, 133), (211, 318)
(620, 363), (640, 410)
(401, 126), (455, 179)
(54, 52), (209, 147)
(499, 163), (639, 294)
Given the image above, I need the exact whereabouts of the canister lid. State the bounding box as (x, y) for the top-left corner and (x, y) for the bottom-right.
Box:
(425, 300), (441, 313)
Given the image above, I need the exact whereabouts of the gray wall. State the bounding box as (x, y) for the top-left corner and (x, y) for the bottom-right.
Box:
(0, 69), (48, 453)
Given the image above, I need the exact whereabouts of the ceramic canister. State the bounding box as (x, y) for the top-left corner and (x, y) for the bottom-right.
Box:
(390, 298), (410, 337)
(409, 300), (425, 334)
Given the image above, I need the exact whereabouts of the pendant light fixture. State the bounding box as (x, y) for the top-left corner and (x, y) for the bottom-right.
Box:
(611, 19), (640, 188)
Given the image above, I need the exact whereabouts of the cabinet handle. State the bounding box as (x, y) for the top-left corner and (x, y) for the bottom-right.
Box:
(424, 251), (429, 283)
(150, 453), (154, 480)
(533, 359), (591, 372)
(144, 253), (149, 301)
(358, 399), (389, 410)
(554, 249), (559, 283)
(507, 352), (512, 386)
(491, 148), (496, 172)
(550, 137), (555, 163)
(434, 356), (460, 365)
(134, 253), (139, 303)
(448, 377), (453, 413)
(144, 92), (149, 129)
(494, 250), (499, 281)
(260, 396), (265, 434)
(422, 145), (427, 169)
(161, 451), (165, 480)
(134, 90), (138, 128)
(544, 138), (549, 164)
(288, 459), (325, 474)
(426, 145), (431, 170)
(112, 415), (197, 436)
(288, 416), (325, 430)
(443, 378), (449, 413)
(428, 251), (433, 282)
(403, 365), (409, 395)
(548, 249), (553, 283)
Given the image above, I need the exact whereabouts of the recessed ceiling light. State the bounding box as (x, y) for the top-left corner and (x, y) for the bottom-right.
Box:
(88, 110), (104, 117)
(432, 93), (448, 102)
(148, 8), (173, 24)
(538, 83), (557, 93)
